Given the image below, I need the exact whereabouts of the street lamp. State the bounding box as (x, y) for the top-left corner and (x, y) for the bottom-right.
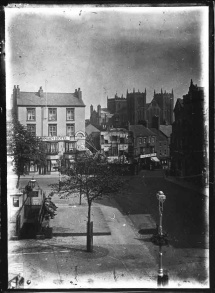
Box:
(28, 178), (36, 189)
(156, 191), (166, 236)
(151, 191), (169, 287)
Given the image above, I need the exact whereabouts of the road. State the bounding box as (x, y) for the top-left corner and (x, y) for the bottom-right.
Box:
(114, 169), (209, 249)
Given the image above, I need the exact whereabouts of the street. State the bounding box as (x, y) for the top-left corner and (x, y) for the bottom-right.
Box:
(7, 170), (209, 288)
(114, 169), (209, 249)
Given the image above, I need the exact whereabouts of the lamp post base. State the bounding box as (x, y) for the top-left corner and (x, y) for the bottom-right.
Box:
(157, 274), (169, 287)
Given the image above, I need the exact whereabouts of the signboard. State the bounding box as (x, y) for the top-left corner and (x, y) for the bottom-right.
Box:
(32, 198), (41, 205)
(140, 153), (156, 158)
(41, 136), (71, 141)
(118, 145), (128, 150)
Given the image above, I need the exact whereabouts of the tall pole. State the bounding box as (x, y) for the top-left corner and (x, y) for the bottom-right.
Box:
(158, 245), (163, 278)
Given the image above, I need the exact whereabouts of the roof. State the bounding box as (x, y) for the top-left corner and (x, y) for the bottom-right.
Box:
(159, 125), (172, 138)
(129, 125), (157, 137)
(85, 124), (100, 135)
(17, 91), (85, 107)
(174, 98), (183, 112)
(150, 128), (168, 141)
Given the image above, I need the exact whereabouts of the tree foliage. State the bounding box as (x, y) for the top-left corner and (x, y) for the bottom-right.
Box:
(54, 156), (124, 204)
(7, 115), (47, 186)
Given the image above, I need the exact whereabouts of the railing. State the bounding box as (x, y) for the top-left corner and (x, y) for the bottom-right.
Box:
(15, 190), (44, 238)
(37, 192), (46, 232)
(15, 193), (29, 237)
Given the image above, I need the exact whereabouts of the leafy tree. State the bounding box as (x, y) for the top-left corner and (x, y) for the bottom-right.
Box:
(50, 153), (126, 252)
(7, 115), (47, 188)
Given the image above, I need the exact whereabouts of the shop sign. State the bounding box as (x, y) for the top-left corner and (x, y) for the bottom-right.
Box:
(140, 153), (156, 158)
(41, 136), (71, 141)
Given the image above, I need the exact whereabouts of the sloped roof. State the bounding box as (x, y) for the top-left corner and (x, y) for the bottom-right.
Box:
(129, 125), (157, 137)
(147, 99), (161, 110)
(150, 128), (167, 141)
(159, 125), (172, 138)
(17, 91), (85, 107)
(85, 124), (100, 135)
(173, 98), (183, 112)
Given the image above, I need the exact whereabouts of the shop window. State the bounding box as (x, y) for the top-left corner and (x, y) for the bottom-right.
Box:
(29, 161), (37, 172)
(27, 108), (36, 121)
(65, 142), (76, 152)
(27, 124), (36, 136)
(47, 160), (58, 172)
(48, 124), (57, 136)
(46, 142), (58, 154)
(66, 108), (75, 121)
(66, 124), (75, 136)
(48, 108), (57, 121)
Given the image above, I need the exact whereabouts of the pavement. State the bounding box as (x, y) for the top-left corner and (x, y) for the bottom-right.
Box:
(8, 194), (160, 289)
(165, 175), (209, 197)
(7, 171), (209, 289)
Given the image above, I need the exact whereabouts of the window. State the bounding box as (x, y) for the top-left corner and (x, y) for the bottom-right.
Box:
(66, 124), (75, 136)
(65, 142), (76, 152)
(160, 150), (162, 156)
(151, 137), (155, 143)
(164, 149), (167, 155)
(66, 108), (74, 121)
(48, 108), (57, 121)
(143, 137), (146, 144)
(46, 142), (58, 154)
(139, 137), (142, 144)
(27, 124), (36, 136)
(159, 142), (162, 147)
(13, 197), (19, 207)
(27, 108), (36, 121)
(48, 124), (57, 136)
(148, 137), (151, 143)
(120, 137), (125, 144)
(47, 160), (58, 172)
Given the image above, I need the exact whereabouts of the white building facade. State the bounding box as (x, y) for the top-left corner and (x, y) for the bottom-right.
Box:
(12, 85), (86, 174)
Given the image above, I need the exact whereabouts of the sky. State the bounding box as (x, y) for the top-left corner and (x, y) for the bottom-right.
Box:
(6, 5), (208, 118)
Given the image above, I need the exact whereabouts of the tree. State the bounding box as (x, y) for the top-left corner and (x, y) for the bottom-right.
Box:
(50, 153), (126, 252)
(8, 115), (47, 188)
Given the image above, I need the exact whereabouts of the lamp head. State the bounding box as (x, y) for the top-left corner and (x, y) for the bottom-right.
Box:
(156, 191), (166, 202)
(29, 179), (36, 189)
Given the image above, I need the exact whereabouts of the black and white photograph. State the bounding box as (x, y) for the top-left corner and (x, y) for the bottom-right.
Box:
(5, 3), (210, 289)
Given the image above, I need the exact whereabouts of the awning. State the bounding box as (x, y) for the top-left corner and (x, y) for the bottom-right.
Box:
(151, 157), (160, 162)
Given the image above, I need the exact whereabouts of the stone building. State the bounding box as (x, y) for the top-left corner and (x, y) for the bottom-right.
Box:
(12, 85), (86, 174)
(171, 80), (206, 184)
(127, 89), (147, 125)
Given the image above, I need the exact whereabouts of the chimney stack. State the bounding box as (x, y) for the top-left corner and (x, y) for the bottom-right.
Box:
(38, 86), (43, 97)
(78, 88), (82, 100)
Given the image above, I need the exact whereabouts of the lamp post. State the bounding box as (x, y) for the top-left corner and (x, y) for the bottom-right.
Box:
(151, 191), (168, 287)
(156, 191), (166, 236)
